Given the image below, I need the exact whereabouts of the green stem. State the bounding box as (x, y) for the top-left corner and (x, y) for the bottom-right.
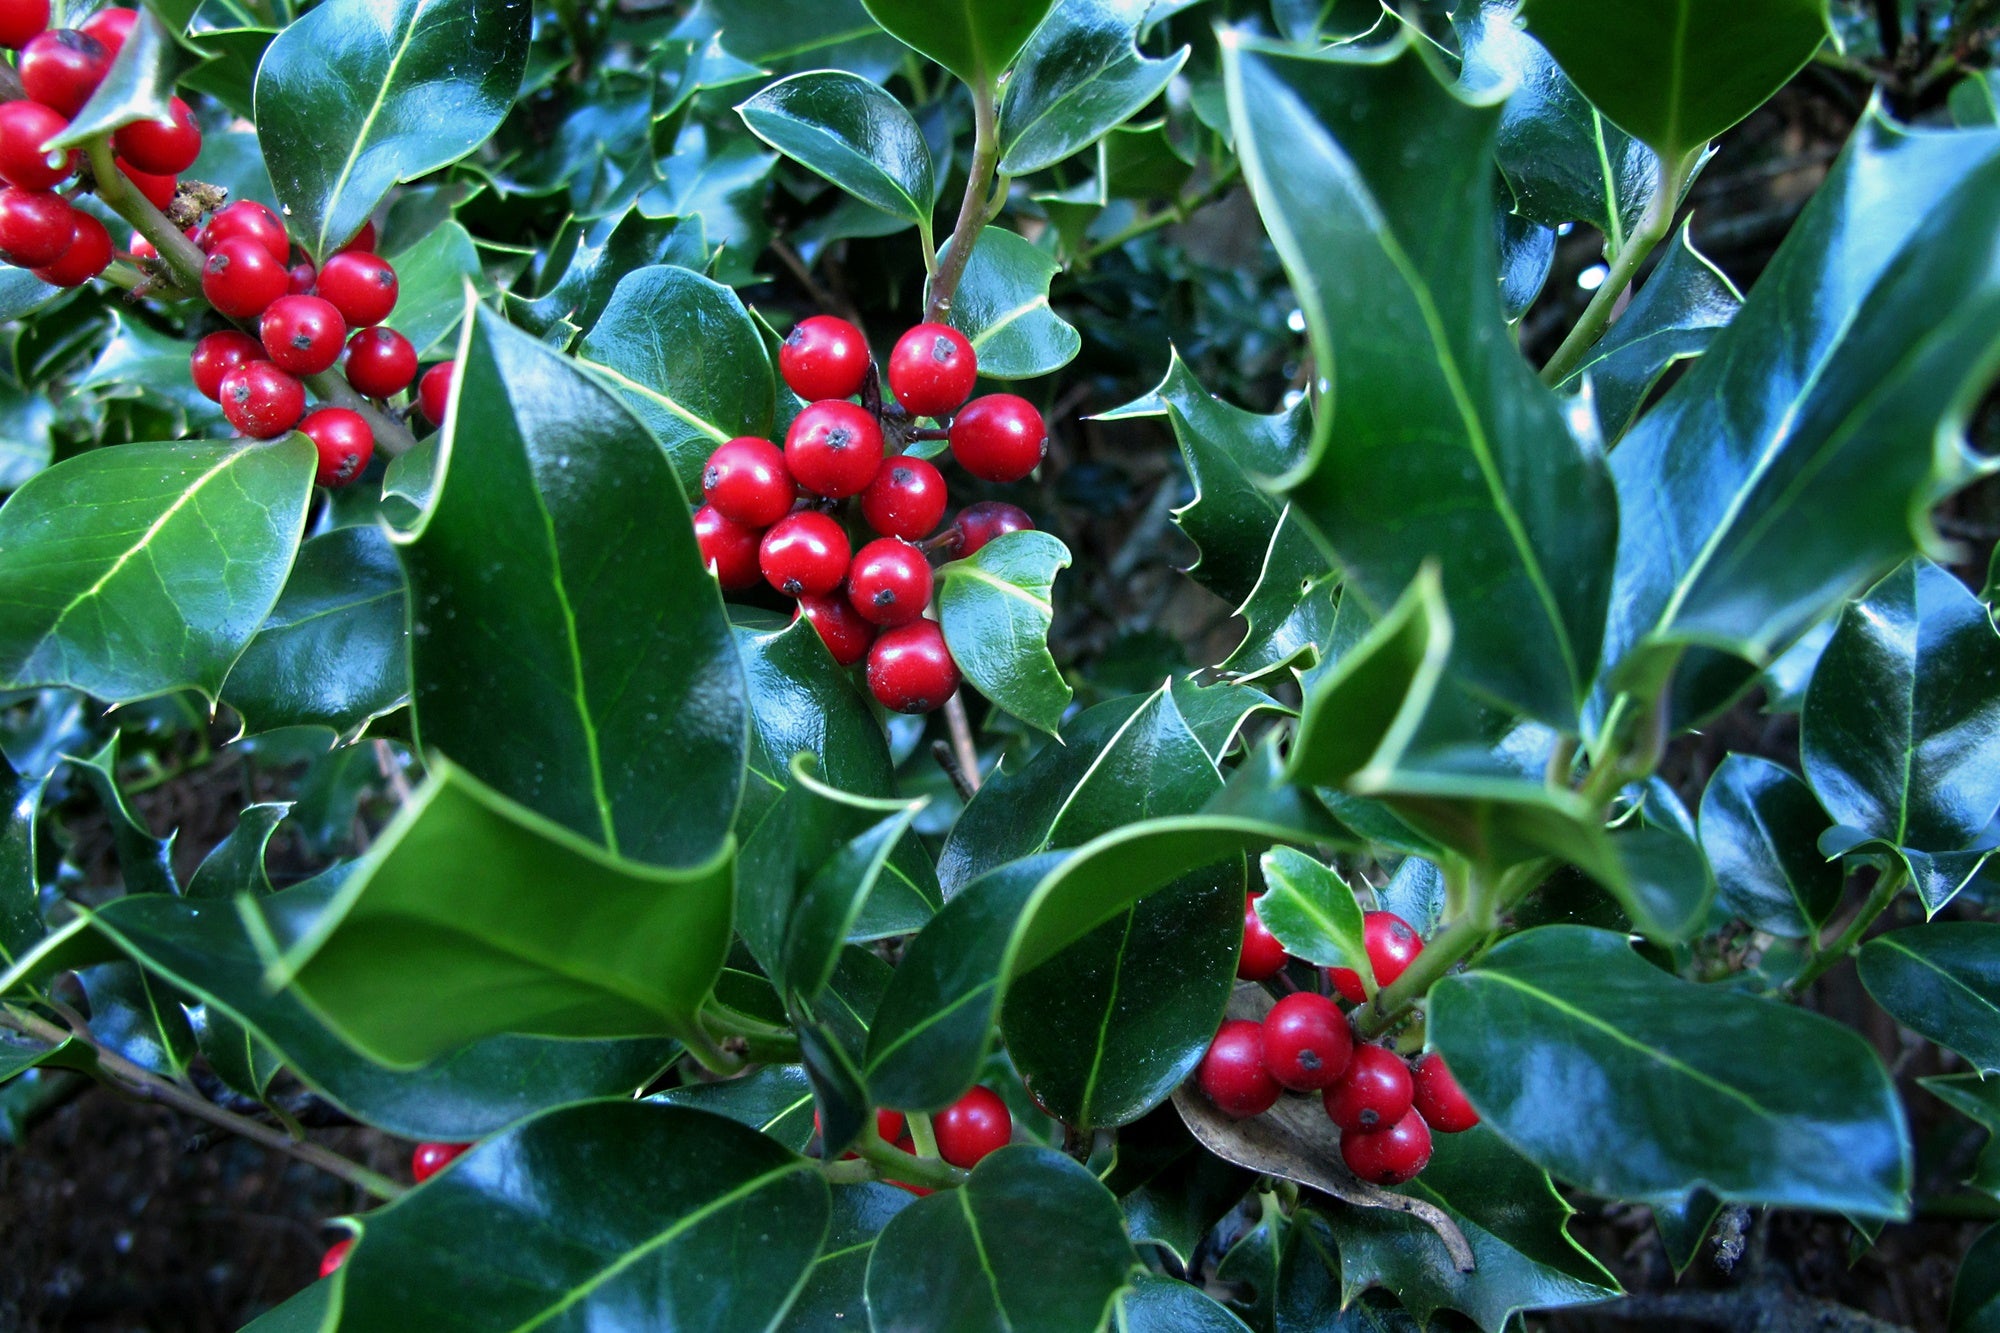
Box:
(925, 76), (1000, 324)
(1786, 866), (1908, 996)
(906, 1109), (940, 1160)
(855, 1126), (969, 1190)
(1357, 909), (1488, 1038)
(1077, 162), (1241, 262)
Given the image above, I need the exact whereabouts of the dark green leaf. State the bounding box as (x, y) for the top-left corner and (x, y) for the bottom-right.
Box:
(1652, 1191), (1723, 1276)
(1954, 72), (2000, 128)
(1378, 855), (1448, 936)
(782, 771), (924, 1004)
(857, 0), (1055, 86)
(384, 220), (483, 357)
(1699, 754), (1842, 937)
(193, 1004), (281, 1103)
(78, 961), (195, 1078)
(186, 803), (286, 900)
(1254, 847), (1369, 981)
(238, 1278), (330, 1332)
(1858, 923), (2000, 1074)
(1118, 1273), (1252, 1332)
(657, 1063), (817, 1151)
(998, 0), (1188, 176)
(943, 227), (1081, 381)
(779, 1182), (914, 1331)
(0, 1028), (62, 1083)
(52, 8), (205, 147)
(1954, 1224), (2000, 1333)
(1105, 1107), (1254, 1264)
(1607, 821), (1715, 943)
(179, 26), (274, 120)
(1, 753), (43, 966)
(1496, 207), (1557, 324)
(672, 0), (906, 82)
(937, 530), (1072, 735)
(1224, 510), (1341, 680)
(79, 314), (226, 425)
(68, 737), (177, 897)
(1922, 1074), (2000, 1201)
(739, 72), (935, 233)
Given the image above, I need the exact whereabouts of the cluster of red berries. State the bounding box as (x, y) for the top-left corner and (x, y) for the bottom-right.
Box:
(316, 1138), (469, 1277)
(1200, 907), (1479, 1186)
(815, 1084), (1014, 1195)
(695, 314), (1043, 714)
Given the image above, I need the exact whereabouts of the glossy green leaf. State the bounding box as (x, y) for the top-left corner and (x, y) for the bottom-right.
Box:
(1954, 1225), (2000, 1333)
(0, 1028), (61, 1083)
(186, 802), (286, 901)
(1254, 847), (1368, 980)
(657, 1063), (818, 1151)
(512, 210), (712, 344)
(778, 1182), (914, 1331)
(998, 0), (1188, 176)
(1496, 207), (1557, 325)
(1858, 923), (2000, 1074)
(782, 770), (925, 1004)
(1699, 754), (1842, 937)
(238, 1278), (330, 1332)
(1106, 1107), (1254, 1264)
(864, 1145), (1137, 1333)
(0, 437), (315, 703)
(68, 737), (177, 898)
(1224, 510), (1342, 680)
(943, 227), (1081, 381)
(1520, 0), (1829, 160)
(1607, 822), (1715, 943)
(178, 25), (274, 120)
(52, 8), (205, 147)
(273, 760), (733, 1066)
(1954, 71), (2000, 128)
(254, 0), (531, 258)
(403, 302), (746, 867)
(78, 960), (195, 1078)
(1116, 1274), (1251, 1332)
(857, 0), (1055, 86)
(1225, 34), (1617, 728)
(672, 0), (906, 82)
(1652, 1191), (1724, 1276)
(221, 526), (409, 741)
(333, 1101), (829, 1329)
(384, 220), (483, 357)
(78, 314), (226, 426)
(937, 530), (1072, 735)
(1, 753), (43, 966)
(1922, 1074), (2000, 1201)
(1432, 925), (1910, 1216)
(739, 72), (935, 233)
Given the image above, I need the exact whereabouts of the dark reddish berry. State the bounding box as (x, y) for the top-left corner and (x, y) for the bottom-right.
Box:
(343, 326), (416, 398)
(201, 200), (288, 266)
(1340, 1107), (1432, 1185)
(111, 95), (199, 175)
(1238, 897), (1287, 981)
(0, 186), (71, 266)
(218, 361), (305, 439)
(866, 620), (958, 714)
(301, 407), (373, 487)
(860, 457), (947, 540)
(20, 29), (109, 117)
(288, 259), (316, 294)
(316, 250), (397, 327)
(410, 1140), (469, 1183)
(780, 313), (869, 401)
(934, 1086), (1012, 1168)
(318, 1239), (353, 1279)
(116, 158), (174, 210)
(1261, 992), (1355, 1092)
(202, 236), (287, 319)
(1323, 1043), (1414, 1135)
(0, 100), (72, 190)
(338, 219), (376, 253)
(260, 293), (346, 375)
(1328, 911), (1425, 1003)
(950, 394), (1046, 484)
(1411, 1052), (1479, 1133)
(0, 0), (48, 49)
(30, 208), (107, 286)
(759, 510), (850, 597)
(79, 6), (135, 54)
(795, 590), (875, 666)
(847, 538), (932, 628)
(190, 330), (262, 402)
(1199, 1019), (1281, 1119)
(951, 500), (1033, 557)
(417, 361), (453, 425)
(785, 399), (882, 499)
(693, 504), (761, 591)
(887, 322), (976, 418)
(702, 436), (793, 528)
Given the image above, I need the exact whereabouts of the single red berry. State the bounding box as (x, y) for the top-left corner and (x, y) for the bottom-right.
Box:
(702, 436), (793, 528)
(217, 360), (304, 439)
(784, 399), (882, 499)
(1238, 897), (1287, 982)
(318, 1239), (353, 1279)
(1323, 1043), (1414, 1135)
(795, 590), (875, 666)
(410, 1140), (469, 1184)
(111, 95), (199, 175)
(19, 29), (109, 117)
(190, 330), (263, 402)
(847, 538), (932, 628)
(301, 407), (374, 487)
(950, 394), (1047, 484)
(1411, 1052), (1479, 1133)
(780, 313), (870, 401)
(693, 503), (762, 591)
(759, 510), (851, 598)
(259, 293), (346, 375)
(127, 228), (153, 260)
(887, 322), (976, 418)
(338, 219), (376, 253)
(0, 100), (72, 190)
(950, 501), (1034, 558)
(1340, 1107), (1433, 1186)
(1199, 1019), (1282, 1119)
(0, 186), (72, 266)
(0, 0), (48, 49)
(202, 236), (287, 319)
(79, 6), (135, 54)
(115, 158), (174, 211)
(30, 208), (107, 286)
(866, 620), (958, 714)
(1328, 911), (1425, 1004)
(343, 326), (417, 398)
(287, 259), (316, 294)
(315, 249), (398, 328)
(1261, 992), (1355, 1092)
(933, 1086), (1012, 1168)
(417, 360), (453, 426)
(860, 457), (947, 540)
(201, 200), (289, 266)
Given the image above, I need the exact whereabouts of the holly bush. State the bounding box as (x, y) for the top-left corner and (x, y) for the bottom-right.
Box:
(1, 0), (1998, 1327)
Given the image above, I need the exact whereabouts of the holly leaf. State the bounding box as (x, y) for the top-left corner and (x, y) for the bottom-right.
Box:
(67, 737), (177, 897)
(1224, 509), (1341, 680)
(383, 220), (483, 357)
(778, 1182), (914, 1330)
(857, 0), (1055, 87)
(937, 530), (1072, 735)
(1922, 1074), (2000, 1201)
(739, 72), (935, 235)
(998, 0), (1189, 176)
(186, 803), (286, 901)
(1953, 1224), (2000, 1333)
(1117, 1273), (1253, 1332)
(672, 0), (906, 82)
(1698, 754), (1843, 938)
(942, 226), (1080, 380)
(52, 8), (206, 147)
(1253, 847), (1369, 981)
(1858, 923), (2000, 1075)
(656, 1063), (818, 1151)
(1, 753), (42, 967)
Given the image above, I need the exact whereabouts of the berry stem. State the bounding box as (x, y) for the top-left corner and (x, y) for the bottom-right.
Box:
(1785, 864), (1907, 997)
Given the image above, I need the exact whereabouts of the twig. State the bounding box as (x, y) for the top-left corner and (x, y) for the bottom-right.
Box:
(1785, 866), (1907, 997)
(931, 739), (975, 802)
(924, 77), (1003, 324)
(942, 692), (982, 793)
(372, 739), (411, 806)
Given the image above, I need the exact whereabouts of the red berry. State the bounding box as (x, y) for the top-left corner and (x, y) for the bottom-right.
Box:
(189, 330), (263, 402)
(1411, 1052), (1479, 1133)
(202, 236), (287, 319)
(951, 500), (1034, 557)
(0, 186), (71, 266)
(933, 1086), (1012, 1168)
(1328, 911), (1424, 1004)
(812, 1106), (908, 1157)
(784, 399), (882, 499)
(217, 361), (304, 439)
(1261, 992), (1355, 1092)
(1323, 1043), (1414, 1135)
(300, 407), (374, 487)
(950, 394), (1046, 484)
(127, 228), (153, 260)
(343, 326), (417, 398)
(410, 1140), (469, 1184)
(202, 200), (289, 266)
(111, 95), (199, 175)
(116, 158), (174, 211)
(338, 219), (376, 253)
(693, 504), (761, 591)
(288, 259), (316, 294)
(1238, 897), (1287, 981)
(860, 457), (947, 540)
(30, 208), (107, 286)
(702, 436), (793, 528)
(887, 322), (976, 418)
(780, 314), (870, 401)
(259, 293), (346, 375)
(1340, 1107), (1432, 1185)
(759, 510), (850, 598)
(20, 29), (109, 117)
(847, 538), (932, 628)
(0, 0), (48, 49)
(417, 360), (453, 426)
(318, 1239), (353, 1279)
(0, 100), (72, 190)
(1199, 1019), (1281, 1119)
(866, 620), (958, 713)
(315, 250), (398, 328)
(79, 6), (135, 54)
(795, 590), (875, 666)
